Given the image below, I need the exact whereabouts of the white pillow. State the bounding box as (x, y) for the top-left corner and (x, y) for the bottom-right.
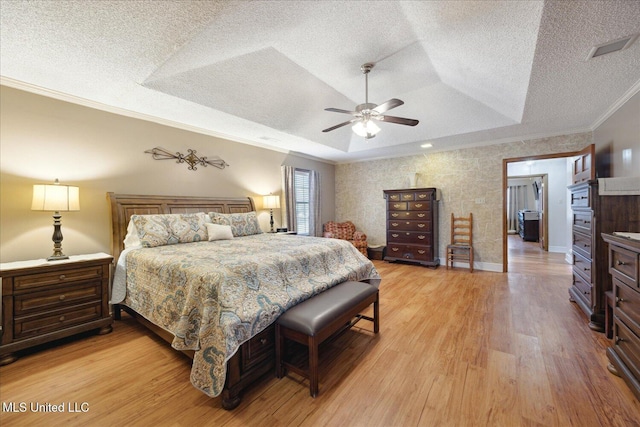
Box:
(206, 223), (234, 241)
(123, 219), (142, 249)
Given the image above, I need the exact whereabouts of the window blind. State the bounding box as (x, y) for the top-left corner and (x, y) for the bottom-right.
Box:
(294, 169), (311, 235)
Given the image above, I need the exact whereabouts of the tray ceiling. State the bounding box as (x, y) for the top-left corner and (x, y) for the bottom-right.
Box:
(1, 1), (639, 163)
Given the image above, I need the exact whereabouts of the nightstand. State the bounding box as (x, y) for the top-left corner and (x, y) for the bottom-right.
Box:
(0, 253), (113, 365)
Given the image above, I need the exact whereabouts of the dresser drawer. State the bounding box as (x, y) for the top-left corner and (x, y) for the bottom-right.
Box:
(241, 325), (274, 371)
(385, 243), (432, 262)
(388, 201), (408, 211)
(14, 302), (102, 340)
(414, 190), (434, 201)
(613, 318), (640, 381)
(14, 282), (101, 315)
(570, 186), (590, 208)
(388, 211), (430, 220)
(573, 251), (592, 284)
(387, 231), (432, 244)
(610, 244), (639, 288)
(387, 220), (431, 231)
(13, 266), (104, 292)
(572, 271), (591, 304)
(572, 211), (593, 235)
(408, 201), (431, 211)
(615, 277), (640, 337)
(572, 230), (592, 259)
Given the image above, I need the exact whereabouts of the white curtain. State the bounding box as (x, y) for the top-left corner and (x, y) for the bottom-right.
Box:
(507, 184), (528, 233)
(282, 166), (296, 232)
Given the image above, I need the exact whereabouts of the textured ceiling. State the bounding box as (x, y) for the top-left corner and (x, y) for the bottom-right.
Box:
(1, 1), (639, 163)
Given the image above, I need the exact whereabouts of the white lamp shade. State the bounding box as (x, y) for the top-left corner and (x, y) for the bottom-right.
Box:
(352, 120), (380, 138)
(32, 184), (80, 212)
(262, 195), (280, 209)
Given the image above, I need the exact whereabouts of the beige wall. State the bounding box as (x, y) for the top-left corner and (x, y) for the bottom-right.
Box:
(0, 86), (335, 263)
(335, 133), (592, 271)
(593, 90), (640, 178)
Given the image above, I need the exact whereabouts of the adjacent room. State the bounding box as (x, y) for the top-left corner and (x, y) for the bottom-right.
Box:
(1, 1), (639, 425)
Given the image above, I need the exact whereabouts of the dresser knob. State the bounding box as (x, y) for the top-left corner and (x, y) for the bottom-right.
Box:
(415, 203), (423, 208)
(260, 338), (267, 345)
(59, 295), (66, 301)
(392, 234), (399, 238)
(615, 336), (624, 344)
(418, 235), (425, 239)
(391, 213), (399, 217)
(418, 214), (425, 217)
(616, 297), (625, 303)
(616, 260), (626, 266)
(59, 274), (66, 280)
(59, 316), (65, 322)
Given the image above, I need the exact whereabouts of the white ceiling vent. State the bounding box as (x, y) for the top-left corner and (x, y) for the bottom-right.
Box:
(587, 34), (639, 60)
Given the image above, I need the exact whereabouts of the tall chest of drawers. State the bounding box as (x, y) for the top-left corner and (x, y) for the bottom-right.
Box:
(383, 188), (439, 267)
(568, 180), (603, 330)
(0, 253), (113, 365)
(602, 233), (640, 400)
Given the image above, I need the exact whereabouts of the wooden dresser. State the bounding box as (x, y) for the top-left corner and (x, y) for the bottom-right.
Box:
(0, 253), (113, 365)
(383, 188), (439, 267)
(602, 233), (640, 400)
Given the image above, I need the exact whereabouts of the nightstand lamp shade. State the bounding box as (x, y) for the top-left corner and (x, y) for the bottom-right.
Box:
(31, 179), (80, 261)
(263, 194), (280, 233)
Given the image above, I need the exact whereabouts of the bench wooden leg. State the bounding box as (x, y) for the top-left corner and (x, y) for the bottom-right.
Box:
(308, 335), (319, 397)
(374, 294), (380, 334)
(275, 323), (283, 378)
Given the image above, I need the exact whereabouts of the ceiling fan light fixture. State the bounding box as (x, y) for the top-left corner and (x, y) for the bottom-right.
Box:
(352, 119), (380, 138)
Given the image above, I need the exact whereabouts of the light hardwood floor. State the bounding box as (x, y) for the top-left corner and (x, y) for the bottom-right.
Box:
(1, 255), (639, 426)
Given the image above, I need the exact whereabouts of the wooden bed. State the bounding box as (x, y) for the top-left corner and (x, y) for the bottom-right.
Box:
(107, 192), (275, 410)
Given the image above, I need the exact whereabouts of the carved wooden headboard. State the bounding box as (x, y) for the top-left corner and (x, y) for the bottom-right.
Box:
(107, 193), (255, 263)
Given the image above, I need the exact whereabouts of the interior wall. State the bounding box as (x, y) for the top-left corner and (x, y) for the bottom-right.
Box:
(0, 86), (335, 263)
(335, 133), (592, 271)
(593, 90), (640, 178)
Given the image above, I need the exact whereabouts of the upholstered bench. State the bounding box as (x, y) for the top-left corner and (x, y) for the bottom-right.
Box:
(275, 279), (380, 397)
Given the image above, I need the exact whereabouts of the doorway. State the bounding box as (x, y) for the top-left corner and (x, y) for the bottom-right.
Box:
(502, 145), (595, 273)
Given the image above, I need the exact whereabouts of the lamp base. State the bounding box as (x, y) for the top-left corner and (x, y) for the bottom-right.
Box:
(48, 212), (68, 261)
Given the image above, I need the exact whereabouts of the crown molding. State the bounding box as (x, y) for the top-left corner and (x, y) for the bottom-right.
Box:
(590, 78), (640, 130)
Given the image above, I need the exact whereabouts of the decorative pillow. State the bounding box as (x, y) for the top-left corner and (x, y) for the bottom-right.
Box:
(123, 219), (142, 249)
(131, 213), (209, 248)
(205, 223), (234, 241)
(208, 211), (262, 237)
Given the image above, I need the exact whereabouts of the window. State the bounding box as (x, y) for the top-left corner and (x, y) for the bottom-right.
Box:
(294, 169), (311, 235)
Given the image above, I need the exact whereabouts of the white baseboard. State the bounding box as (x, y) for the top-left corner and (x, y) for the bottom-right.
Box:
(438, 259), (503, 272)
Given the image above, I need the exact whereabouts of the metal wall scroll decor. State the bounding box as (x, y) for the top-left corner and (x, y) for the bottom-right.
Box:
(144, 147), (229, 171)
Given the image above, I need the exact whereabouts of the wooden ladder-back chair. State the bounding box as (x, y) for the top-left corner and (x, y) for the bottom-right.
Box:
(446, 213), (473, 272)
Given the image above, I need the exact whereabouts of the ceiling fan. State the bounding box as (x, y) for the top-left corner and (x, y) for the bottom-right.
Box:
(322, 62), (419, 139)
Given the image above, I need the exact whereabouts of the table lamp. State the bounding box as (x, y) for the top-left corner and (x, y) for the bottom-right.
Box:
(31, 179), (80, 261)
(262, 194), (280, 233)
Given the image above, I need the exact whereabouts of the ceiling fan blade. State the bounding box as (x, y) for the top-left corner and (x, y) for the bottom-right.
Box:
(322, 118), (359, 132)
(376, 115), (419, 126)
(373, 98), (404, 114)
(325, 107), (358, 115)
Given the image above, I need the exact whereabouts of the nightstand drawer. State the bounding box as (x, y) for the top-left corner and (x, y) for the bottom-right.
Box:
(14, 282), (101, 315)
(14, 302), (102, 340)
(14, 266), (104, 291)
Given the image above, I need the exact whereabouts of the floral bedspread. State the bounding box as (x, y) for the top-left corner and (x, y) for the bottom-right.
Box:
(121, 233), (380, 397)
